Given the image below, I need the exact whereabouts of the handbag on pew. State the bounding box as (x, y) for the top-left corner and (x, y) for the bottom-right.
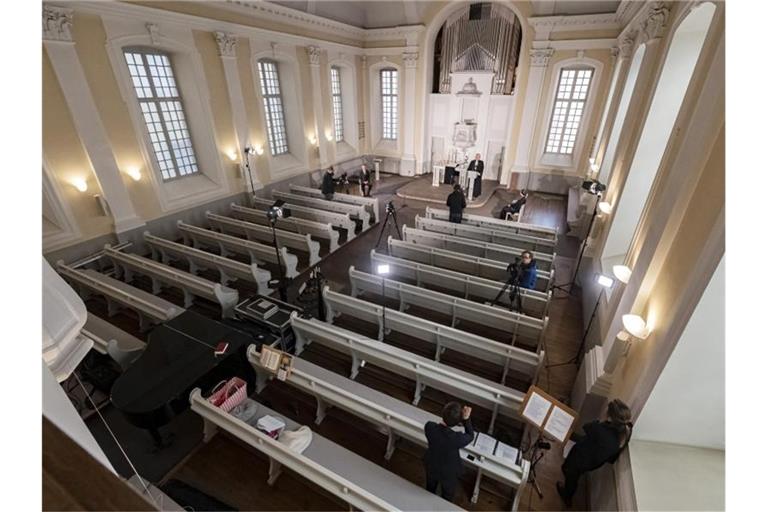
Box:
(207, 377), (247, 413)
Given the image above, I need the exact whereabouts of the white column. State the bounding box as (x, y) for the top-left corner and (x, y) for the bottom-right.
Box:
(505, 48), (554, 187)
(214, 31), (261, 192)
(400, 51), (419, 176)
(307, 46), (329, 167)
(43, 5), (144, 234)
(361, 55), (370, 154)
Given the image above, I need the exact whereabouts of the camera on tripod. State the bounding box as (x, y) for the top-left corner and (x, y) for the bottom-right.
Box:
(506, 256), (522, 279)
(266, 199), (292, 223)
(385, 201), (395, 214)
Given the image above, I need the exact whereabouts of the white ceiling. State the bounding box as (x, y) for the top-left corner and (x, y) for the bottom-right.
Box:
(266, 1), (622, 29)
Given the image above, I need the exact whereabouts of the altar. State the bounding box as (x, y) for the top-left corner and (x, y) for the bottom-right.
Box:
(432, 163), (482, 202)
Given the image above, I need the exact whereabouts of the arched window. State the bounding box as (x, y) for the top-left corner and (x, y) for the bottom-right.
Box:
(257, 59), (289, 156)
(330, 66), (344, 142)
(123, 48), (198, 181)
(601, 3), (717, 270)
(381, 68), (398, 140)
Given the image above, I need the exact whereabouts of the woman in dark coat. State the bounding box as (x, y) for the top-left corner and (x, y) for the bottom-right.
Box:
(557, 399), (633, 507)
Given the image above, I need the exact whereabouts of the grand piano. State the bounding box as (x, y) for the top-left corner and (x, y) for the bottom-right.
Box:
(111, 310), (267, 448)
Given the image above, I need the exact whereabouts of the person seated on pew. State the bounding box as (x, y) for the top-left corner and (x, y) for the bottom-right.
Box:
(518, 250), (538, 290)
(499, 190), (529, 220)
(446, 184), (466, 224)
(359, 164), (373, 197)
(321, 168), (335, 200)
(423, 402), (474, 502)
(557, 399), (633, 507)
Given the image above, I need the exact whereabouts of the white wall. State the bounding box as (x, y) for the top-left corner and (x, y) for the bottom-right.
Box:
(630, 440), (724, 511)
(633, 257), (724, 448)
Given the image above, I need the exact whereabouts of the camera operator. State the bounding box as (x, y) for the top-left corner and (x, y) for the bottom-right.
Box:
(515, 250), (537, 289)
(423, 401), (474, 502)
(320, 168), (335, 200)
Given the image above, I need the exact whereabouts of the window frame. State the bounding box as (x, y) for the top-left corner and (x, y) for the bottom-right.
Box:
(330, 66), (344, 143)
(544, 66), (595, 155)
(123, 46), (200, 182)
(257, 59), (290, 156)
(380, 68), (399, 141)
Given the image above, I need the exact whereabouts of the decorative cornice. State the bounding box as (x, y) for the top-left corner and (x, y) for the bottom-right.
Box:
(611, 46), (620, 59)
(640, 1), (671, 42)
(618, 32), (636, 58)
(42, 4), (73, 42)
(146, 22), (161, 45)
(306, 45), (321, 66)
(214, 31), (237, 57)
(527, 12), (621, 39)
(529, 48), (554, 67)
(402, 51), (418, 69)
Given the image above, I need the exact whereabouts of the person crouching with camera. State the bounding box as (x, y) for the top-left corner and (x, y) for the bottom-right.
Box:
(517, 250), (537, 289)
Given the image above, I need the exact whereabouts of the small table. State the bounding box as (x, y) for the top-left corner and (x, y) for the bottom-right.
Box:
(235, 295), (304, 352)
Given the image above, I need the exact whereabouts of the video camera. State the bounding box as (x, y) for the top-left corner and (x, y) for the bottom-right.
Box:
(506, 256), (522, 278)
(266, 199), (291, 223)
(386, 201), (396, 214)
(333, 172), (350, 186)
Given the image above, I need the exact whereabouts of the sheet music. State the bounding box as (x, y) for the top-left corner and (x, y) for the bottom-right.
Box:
(494, 441), (519, 464)
(260, 348), (280, 372)
(543, 405), (576, 443)
(474, 433), (497, 456)
(522, 391), (551, 427)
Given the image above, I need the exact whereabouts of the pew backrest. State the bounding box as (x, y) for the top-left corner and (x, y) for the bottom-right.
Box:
(250, 197), (356, 239)
(230, 203), (340, 252)
(425, 206), (558, 241)
(272, 190), (371, 228)
(289, 184), (379, 223)
(415, 215), (556, 253)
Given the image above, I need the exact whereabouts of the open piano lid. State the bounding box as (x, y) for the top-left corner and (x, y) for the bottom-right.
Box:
(43, 258), (93, 382)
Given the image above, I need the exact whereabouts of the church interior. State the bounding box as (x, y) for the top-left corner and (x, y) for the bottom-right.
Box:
(35, 1), (731, 510)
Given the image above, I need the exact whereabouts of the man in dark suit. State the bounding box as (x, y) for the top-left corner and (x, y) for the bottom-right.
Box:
(446, 184), (466, 223)
(499, 190), (529, 220)
(423, 402), (474, 502)
(320, 168), (335, 200)
(467, 153), (484, 198)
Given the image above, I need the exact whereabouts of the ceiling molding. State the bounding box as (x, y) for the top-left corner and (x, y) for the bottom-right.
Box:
(527, 12), (622, 40)
(531, 38), (617, 51)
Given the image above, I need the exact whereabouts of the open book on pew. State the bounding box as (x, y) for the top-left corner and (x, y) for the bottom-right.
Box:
(465, 432), (521, 466)
(259, 346), (294, 381)
(519, 385), (578, 444)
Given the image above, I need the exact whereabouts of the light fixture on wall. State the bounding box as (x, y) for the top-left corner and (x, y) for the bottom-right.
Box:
(622, 313), (651, 340)
(71, 178), (88, 193)
(613, 265), (632, 284)
(254, 145), (264, 156)
(325, 131), (334, 142)
(308, 134), (318, 147)
(598, 201), (613, 214)
(590, 162), (600, 174)
(226, 150), (238, 162)
(549, 273), (614, 369)
(126, 167), (142, 182)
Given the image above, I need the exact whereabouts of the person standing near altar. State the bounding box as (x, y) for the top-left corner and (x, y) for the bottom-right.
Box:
(359, 164), (372, 197)
(446, 184), (466, 223)
(467, 153), (484, 198)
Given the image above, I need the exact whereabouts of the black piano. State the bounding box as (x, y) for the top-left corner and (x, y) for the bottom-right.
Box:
(111, 311), (267, 448)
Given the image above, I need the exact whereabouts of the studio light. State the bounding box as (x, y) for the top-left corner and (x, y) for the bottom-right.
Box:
(596, 274), (615, 288)
(244, 146), (257, 156)
(613, 265), (632, 284)
(377, 264), (390, 275)
(598, 201), (613, 214)
(622, 314), (650, 340)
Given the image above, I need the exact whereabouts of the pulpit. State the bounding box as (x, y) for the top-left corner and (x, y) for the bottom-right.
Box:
(467, 171), (480, 201)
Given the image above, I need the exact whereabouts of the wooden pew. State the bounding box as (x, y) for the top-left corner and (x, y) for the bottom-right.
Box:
(371, 250), (550, 319)
(349, 267), (546, 350)
(103, 245), (239, 319)
(402, 226), (556, 272)
(272, 190), (371, 229)
(81, 312), (146, 355)
(291, 314), (525, 430)
(143, 232), (271, 295)
(415, 215), (556, 254)
(231, 203), (340, 252)
(190, 390), (460, 511)
(289, 184), (380, 223)
(56, 263), (184, 332)
(250, 197), (357, 240)
(323, 287), (543, 383)
(177, 221), (299, 278)
(248, 346), (530, 508)
(388, 236), (554, 294)
(206, 211), (321, 266)
(425, 206), (558, 241)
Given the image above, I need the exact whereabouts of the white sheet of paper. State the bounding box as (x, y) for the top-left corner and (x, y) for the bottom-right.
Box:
(544, 405), (576, 443)
(522, 391), (552, 427)
(563, 440), (575, 458)
(474, 432), (497, 456)
(495, 441), (519, 464)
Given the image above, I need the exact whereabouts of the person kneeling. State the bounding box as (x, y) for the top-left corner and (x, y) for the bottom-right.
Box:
(423, 402), (474, 502)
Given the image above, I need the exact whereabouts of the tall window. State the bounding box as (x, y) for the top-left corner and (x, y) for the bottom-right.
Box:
(330, 66), (344, 142)
(545, 67), (594, 154)
(124, 48), (199, 181)
(258, 60), (289, 156)
(381, 68), (398, 140)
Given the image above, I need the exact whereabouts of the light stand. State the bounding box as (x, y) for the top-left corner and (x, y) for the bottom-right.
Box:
(552, 180), (607, 296)
(243, 147), (257, 207)
(268, 219), (288, 302)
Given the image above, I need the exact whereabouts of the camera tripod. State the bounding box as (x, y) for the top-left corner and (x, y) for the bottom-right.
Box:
(521, 431), (550, 499)
(297, 265), (326, 320)
(375, 203), (402, 252)
(491, 270), (524, 314)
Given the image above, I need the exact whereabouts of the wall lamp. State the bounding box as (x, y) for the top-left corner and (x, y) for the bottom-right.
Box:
(598, 201), (613, 214)
(71, 178), (88, 193)
(126, 167), (142, 182)
(613, 265), (632, 284)
(622, 314), (651, 340)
